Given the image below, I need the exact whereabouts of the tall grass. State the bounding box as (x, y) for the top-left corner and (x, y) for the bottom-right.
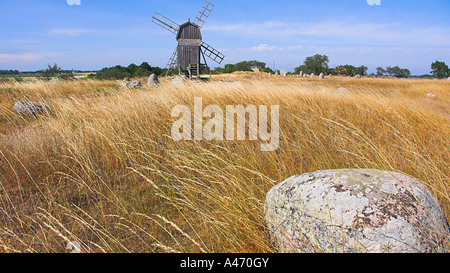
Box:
(0, 75), (449, 252)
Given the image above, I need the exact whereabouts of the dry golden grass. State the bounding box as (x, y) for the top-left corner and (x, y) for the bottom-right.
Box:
(0, 74), (449, 253)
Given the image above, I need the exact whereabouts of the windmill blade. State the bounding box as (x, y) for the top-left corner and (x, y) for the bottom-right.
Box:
(201, 41), (225, 64)
(194, 1), (214, 28)
(152, 12), (179, 34)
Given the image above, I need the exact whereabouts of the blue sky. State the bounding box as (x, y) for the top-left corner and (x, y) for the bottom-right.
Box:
(0, 0), (449, 75)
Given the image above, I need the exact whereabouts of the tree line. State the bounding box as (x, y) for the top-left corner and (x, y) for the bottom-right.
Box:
(213, 55), (449, 79)
(88, 62), (164, 80)
(2, 57), (448, 80)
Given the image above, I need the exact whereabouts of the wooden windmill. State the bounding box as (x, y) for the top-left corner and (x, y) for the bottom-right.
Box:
(152, 1), (225, 79)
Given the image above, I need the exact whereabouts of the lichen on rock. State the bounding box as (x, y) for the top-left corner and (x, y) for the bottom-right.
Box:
(265, 169), (450, 253)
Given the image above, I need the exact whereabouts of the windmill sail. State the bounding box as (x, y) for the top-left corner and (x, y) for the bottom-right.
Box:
(194, 1), (214, 28)
(201, 41), (224, 64)
(152, 12), (179, 34)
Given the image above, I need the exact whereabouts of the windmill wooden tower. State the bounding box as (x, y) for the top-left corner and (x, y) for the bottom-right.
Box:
(152, 1), (225, 79)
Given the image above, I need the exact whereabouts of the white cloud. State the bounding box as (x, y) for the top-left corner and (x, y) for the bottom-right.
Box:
(47, 28), (92, 36)
(0, 53), (55, 63)
(250, 44), (283, 51)
(205, 20), (450, 47)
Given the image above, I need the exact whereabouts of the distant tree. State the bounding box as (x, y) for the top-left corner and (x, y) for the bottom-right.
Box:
(376, 67), (386, 77)
(356, 65), (368, 76)
(261, 67), (274, 74)
(400, 68), (411, 78)
(40, 63), (61, 79)
(0, 70), (19, 75)
(234, 61), (252, 72)
(247, 60), (266, 69)
(152, 66), (163, 76)
(223, 64), (235, 73)
(296, 54), (329, 75)
(334, 65), (357, 76)
(386, 66), (410, 78)
(294, 65), (307, 74)
(431, 61), (450, 79)
(132, 67), (146, 77)
(212, 60), (273, 74)
(127, 63), (138, 75)
(139, 62), (152, 72)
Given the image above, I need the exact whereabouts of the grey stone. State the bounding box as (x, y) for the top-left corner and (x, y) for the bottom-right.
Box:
(13, 101), (50, 116)
(299, 71), (303, 77)
(274, 71), (279, 76)
(426, 93), (437, 98)
(147, 74), (159, 86)
(319, 73), (324, 79)
(280, 69), (287, 77)
(355, 75), (362, 79)
(310, 73), (314, 79)
(265, 169), (450, 253)
(122, 80), (141, 88)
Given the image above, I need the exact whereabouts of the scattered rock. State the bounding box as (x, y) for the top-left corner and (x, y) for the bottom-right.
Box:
(280, 69), (287, 77)
(265, 169), (450, 253)
(310, 73), (314, 79)
(336, 87), (351, 94)
(303, 74), (307, 78)
(319, 73), (324, 79)
(274, 71), (279, 76)
(355, 75), (362, 79)
(426, 93), (437, 98)
(299, 71), (303, 77)
(13, 101), (50, 116)
(147, 74), (159, 86)
(122, 80), (141, 88)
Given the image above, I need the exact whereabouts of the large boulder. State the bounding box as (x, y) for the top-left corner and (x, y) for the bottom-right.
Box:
(122, 80), (141, 88)
(147, 74), (159, 86)
(265, 169), (450, 253)
(13, 101), (50, 116)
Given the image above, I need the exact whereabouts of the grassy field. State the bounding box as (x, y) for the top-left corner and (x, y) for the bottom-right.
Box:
(0, 73), (449, 253)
